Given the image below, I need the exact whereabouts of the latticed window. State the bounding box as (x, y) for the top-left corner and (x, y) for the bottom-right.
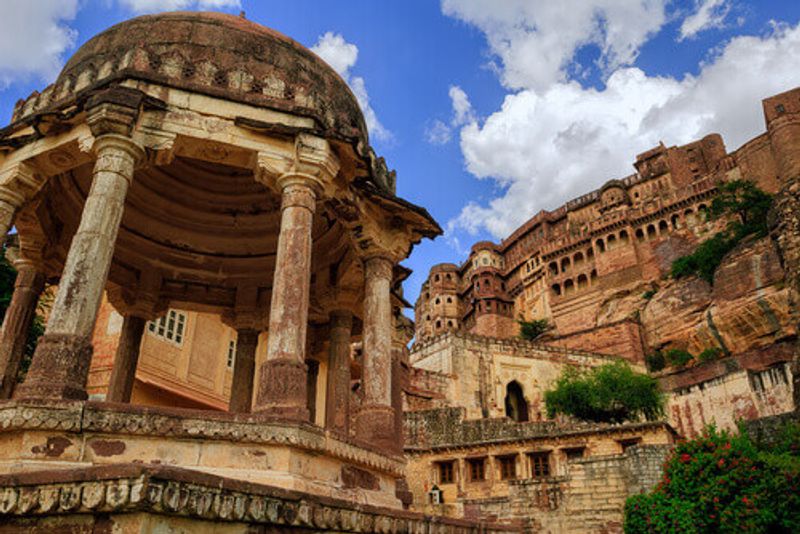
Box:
(467, 457), (486, 482)
(436, 461), (455, 484)
(147, 310), (187, 345)
(529, 452), (550, 478)
(498, 455), (517, 480)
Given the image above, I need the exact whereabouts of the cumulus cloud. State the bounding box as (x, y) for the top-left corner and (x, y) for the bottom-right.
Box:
(447, 19), (800, 239)
(442, 0), (668, 91)
(679, 0), (731, 41)
(311, 32), (391, 143)
(425, 85), (477, 145)
(118, 0), (241, 13)
(0, 0), (79, 87)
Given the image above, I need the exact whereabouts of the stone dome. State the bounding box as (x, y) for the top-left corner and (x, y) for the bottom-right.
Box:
(19, 11), (368, 146)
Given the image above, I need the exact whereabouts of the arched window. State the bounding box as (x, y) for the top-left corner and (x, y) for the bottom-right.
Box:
(607, 234), (617, 250)
(447, 320), (453, 328)
(596, 239), (605, 253)
(447, 297), (453, 303)
(434, 275), (440, 282)
(445, 273), (452, 280)
(561, 257), (571, 272)
(552, 284), (561, 297)
(435, 320), (442, 329)
(435, 298), (440, 305)
(505, 381), (529, 422)
(587, 248), (594, 259)
(647, 224), (657, 239)
(549, 261), (558, 275)
(590, 269), (598, 284)
(619, 230), (629, 243)
(671, 214), (680, 229)
(573, 252), (585, 268)
(635, 228), (645, 241)
(659, 220), (669, 233)
(564, 279), (575, 295)
(577, 274), (588, 289)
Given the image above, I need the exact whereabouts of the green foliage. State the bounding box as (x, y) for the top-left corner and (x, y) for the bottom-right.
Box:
(698, 347), (724, 363)
(642, 289), (657, 300)
(671, 180), (773, 284)
(624, 425), (800, 533)
(666, 348), (694, 368)
(518, 319), (549, 341)
(544, 361), (664, 424)
(645, 351), (666, 372)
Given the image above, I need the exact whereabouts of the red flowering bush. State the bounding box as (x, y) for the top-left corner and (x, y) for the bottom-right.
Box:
(624, 425), (800, 533)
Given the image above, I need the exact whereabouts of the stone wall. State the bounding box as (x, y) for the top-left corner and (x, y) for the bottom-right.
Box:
(659, 346), (795, 437)
(409, 332), (619, 420)
(546, 320), (644, 363)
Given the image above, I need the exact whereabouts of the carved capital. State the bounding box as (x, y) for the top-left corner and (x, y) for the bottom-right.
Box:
(364, 255), (394, 283)
(254, 134), (339, 194)
(0, 162), (44, 205)
(92, 134), (146, 181)
(85, 87), (146, 138)
(279, 179), (318, 211)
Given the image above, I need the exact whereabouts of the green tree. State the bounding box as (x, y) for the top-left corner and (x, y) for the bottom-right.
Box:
(671, 180), (772, 284)
(519, 319), (549, 341)
(624, 425), (800, 533)
(544, 361), (664, 424)
(666, 348), (694, 368)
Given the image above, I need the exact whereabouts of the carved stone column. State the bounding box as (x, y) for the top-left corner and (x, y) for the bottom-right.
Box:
(355, 255), (396, 452)
(0, 260), (45, 398)
(325, 310), (353, 435)
(105, 315), (146, 403)
(15, 134), (143, 400)
(254, 177), (317, 420)
(229, 328), (258, 413)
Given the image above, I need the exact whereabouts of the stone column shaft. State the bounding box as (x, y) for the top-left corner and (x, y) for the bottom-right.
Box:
(15, 134), (142, 400)
(325, 310), (353, 435)
(229, 328), (258, 413)
(0, 199), (17, 241)
(254, 178), (317, 420)
(0, 261), (45, 399)
(355, 255), (396, 451)
(105, 315), (146, 403)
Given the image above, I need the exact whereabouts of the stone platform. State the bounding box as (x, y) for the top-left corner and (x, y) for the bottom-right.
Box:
(0, 463), (517, 533)
(0, 400), (407, 510)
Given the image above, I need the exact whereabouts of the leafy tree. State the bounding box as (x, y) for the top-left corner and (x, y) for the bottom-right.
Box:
(519, 319), (549, 341)
(666, 348), (694, 368)
(645, 351), (666, 372)
(698, 347), (724, 363)
(672, 180), (772, 284)
(544, 361), (664, 424)
(624, 425), (800, 533)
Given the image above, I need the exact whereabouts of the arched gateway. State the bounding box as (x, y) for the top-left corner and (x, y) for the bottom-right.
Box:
(0, 12), (513, 533)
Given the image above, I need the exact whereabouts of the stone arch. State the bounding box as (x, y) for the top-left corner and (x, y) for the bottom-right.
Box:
(590, 269), (598, 284)
(564, 279), (575, 295)
(504, 380), (529, 422)
(587, 247), (594, 259)
(619, 229), (629, 243)
(596, 238), (605, 253)
(659, 220), (669, 233)
(607, 234), (617, 250)
(573, 251), (585, 268)
(647, 224), (657, 239)
(561, 256), (571, 273)
(577, 273), (588, 289)
(549, 261), (559, 276)
(635, 228), (645, 241)
(552, 283), (561, 297)
(671, 214), (680, 229)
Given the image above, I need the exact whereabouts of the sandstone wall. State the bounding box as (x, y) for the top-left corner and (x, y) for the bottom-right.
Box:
(409, 333), (618, 421)
(546, 320), (644, 363)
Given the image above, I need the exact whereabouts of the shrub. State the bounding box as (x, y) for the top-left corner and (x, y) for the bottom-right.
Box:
(519, 319), (549, 341)
(642, 289), (657, 300)
(624, 425), (800, 533)
(645, 351), (666, 372)
(544, 361), (664, 424)
(666, 348), (694, 368)
(671, 181), (772, 284)
(698, 347), (724, 363)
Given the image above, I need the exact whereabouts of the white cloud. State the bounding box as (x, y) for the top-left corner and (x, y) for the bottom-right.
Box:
(311, 32), (391, 143)
(679, 0), (731, 41)
(441, 0), (668, 91)
(0, 0), (79, 87)
(425, 85), (476, 145)
(448, 20), (800, 239)
(118, 0), (241, 13)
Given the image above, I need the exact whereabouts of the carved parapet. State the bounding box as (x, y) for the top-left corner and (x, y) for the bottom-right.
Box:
(0, 465), (518, 533)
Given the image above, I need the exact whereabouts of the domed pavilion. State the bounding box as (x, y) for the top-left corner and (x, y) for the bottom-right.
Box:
(0, 12), (510, 533)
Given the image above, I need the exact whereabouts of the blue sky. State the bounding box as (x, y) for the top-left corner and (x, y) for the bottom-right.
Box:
(2, 1), (800, 308)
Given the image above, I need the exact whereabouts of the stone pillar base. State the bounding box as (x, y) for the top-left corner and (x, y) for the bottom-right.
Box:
(13, 334), (93, 400)
(355, 404), (397, 454)
(255, 358), (309, 421)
